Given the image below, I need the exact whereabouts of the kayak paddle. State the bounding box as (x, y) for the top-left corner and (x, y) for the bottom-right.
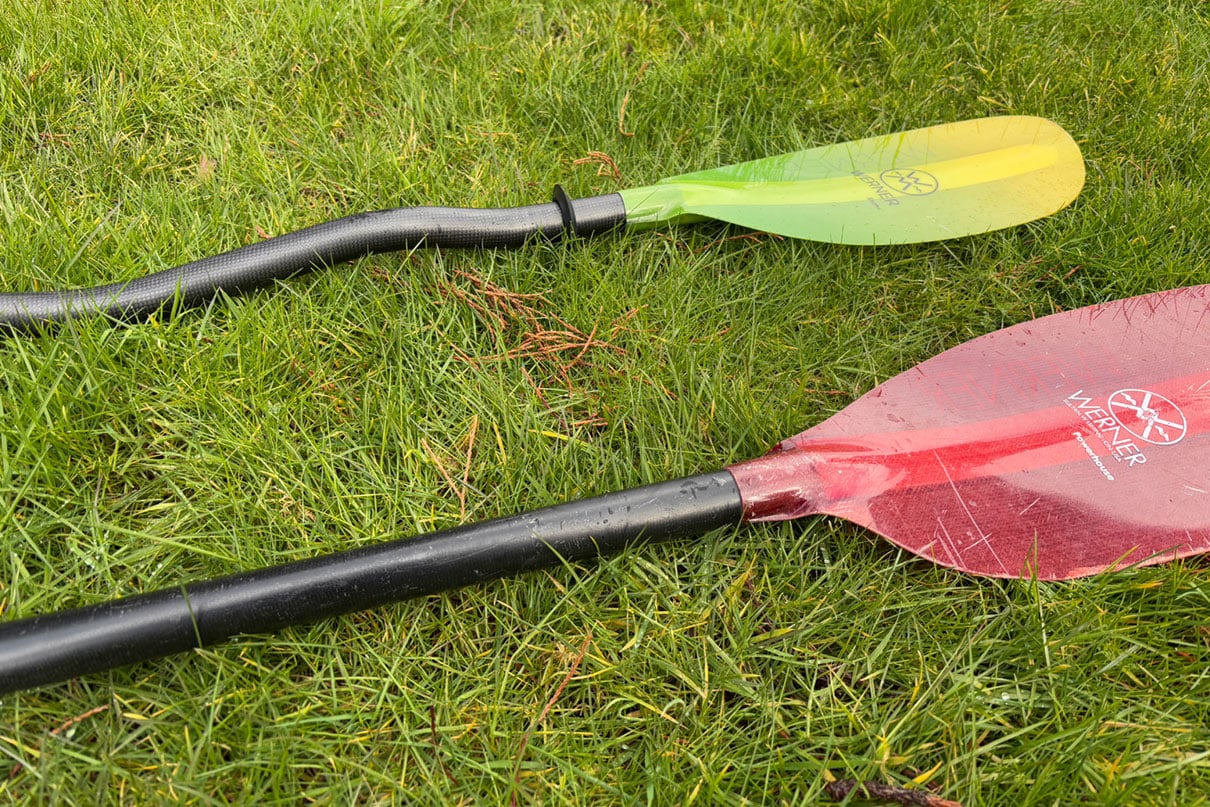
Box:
(0, 116), (1083, 333)
(2, 282), (1206, 694)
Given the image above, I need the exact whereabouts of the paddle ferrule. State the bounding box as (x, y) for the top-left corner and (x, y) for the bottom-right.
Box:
(553, 186), (627, 238)
(0, 471), (741, 694)
(617, 183), (708, 230)
(727, 448), (828, 521)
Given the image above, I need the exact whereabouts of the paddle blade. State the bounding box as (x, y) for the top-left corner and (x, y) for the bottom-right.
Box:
(619, 116), (1084, 244)
(729, 286), (1210, 579)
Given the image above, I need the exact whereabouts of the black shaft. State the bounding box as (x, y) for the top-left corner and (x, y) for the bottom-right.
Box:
(0, 471), (742, 694)
(0, 190), (626, 334)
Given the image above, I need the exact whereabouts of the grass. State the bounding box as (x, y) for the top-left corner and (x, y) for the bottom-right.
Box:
(1, 0), (1209, 803)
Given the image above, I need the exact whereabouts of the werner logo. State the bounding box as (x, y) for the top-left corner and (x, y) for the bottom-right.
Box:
(1106, 389), (1187, 445)
(855, 168), (941, 210)
(878, 169), (939, 196)
(1064, 389), (1187, 477)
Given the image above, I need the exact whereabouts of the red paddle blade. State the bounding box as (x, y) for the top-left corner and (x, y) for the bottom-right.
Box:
(729, 286), (1210, 579)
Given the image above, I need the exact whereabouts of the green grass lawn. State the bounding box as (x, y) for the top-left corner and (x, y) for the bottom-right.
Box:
(2, 0), (1209, 803)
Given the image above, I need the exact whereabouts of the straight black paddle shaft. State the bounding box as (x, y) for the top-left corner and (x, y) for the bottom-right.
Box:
(0, 472), (742, 694)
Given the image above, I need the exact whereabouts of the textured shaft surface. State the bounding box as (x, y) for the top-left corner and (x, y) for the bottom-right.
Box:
(0, 471), (741, 693)
(0, 193), (626, 332)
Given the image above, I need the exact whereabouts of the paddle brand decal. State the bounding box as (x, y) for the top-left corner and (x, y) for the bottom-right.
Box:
(879, 169), (940, 196)
(1106, 389), (1187, 445)
(1063, 388), (1188, 480)
(854, 169), (941, 210)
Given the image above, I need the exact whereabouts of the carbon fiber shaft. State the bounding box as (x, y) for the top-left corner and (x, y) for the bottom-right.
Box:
(0, 471), (741, 694)
(0, 192), (625, 333)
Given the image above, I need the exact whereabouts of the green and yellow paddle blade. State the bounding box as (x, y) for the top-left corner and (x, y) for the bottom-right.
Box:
(618, 116), (1084, 244)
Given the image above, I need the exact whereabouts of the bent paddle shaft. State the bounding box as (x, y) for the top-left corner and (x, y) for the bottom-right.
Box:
(0, 116), (1083, 332)
(1, 284), (1208, 693)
